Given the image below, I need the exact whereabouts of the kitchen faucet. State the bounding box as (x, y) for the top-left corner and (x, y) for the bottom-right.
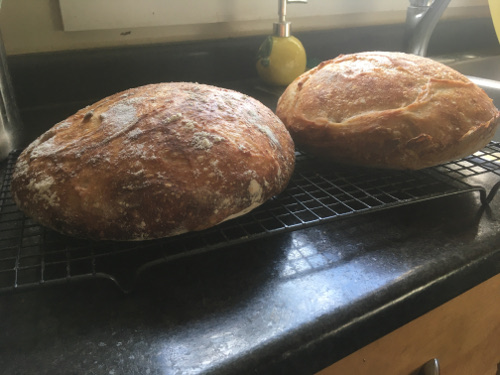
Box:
(405, 0), (452, 56)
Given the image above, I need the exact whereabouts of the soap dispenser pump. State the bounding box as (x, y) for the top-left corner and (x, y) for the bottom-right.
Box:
(256, 0), (307, 86)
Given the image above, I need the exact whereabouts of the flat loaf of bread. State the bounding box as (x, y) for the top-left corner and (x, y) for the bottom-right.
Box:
(11, 82), (295, 240)
(277, 51), (500, 170)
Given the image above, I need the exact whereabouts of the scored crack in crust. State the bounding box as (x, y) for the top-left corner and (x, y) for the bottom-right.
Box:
(11, 82), (296, 241)
(276, 51), (500, 170)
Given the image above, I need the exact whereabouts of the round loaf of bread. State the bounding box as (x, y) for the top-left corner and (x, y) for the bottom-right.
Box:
(11, 82), (295, 241)
(276, 51), (500, 170)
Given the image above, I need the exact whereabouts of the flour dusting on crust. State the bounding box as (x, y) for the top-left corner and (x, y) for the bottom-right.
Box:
(100, 103), (138, 133)
(11, 82), (296, 240)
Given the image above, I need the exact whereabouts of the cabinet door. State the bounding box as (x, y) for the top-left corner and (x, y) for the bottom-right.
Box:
(317, 274), (500, 375)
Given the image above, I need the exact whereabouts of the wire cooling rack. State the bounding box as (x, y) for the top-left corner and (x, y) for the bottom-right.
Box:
(1, 143), (500, 294)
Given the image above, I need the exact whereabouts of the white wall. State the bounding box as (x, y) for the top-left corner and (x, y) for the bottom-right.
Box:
(58, 0), (487, 31)
(0, 0), (490, 55)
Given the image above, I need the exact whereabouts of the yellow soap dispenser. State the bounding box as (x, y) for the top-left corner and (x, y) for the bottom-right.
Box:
(256, 0), (307, 86)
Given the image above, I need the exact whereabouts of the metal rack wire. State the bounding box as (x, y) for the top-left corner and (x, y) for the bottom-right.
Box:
(1, 142), (500, 294)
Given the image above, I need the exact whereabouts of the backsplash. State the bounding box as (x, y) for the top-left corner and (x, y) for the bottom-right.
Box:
(0, 0), (491, 55)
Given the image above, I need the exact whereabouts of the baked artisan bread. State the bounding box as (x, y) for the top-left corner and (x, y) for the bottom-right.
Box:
(11, 82), (295, 240)
(277, 51), (500, 170)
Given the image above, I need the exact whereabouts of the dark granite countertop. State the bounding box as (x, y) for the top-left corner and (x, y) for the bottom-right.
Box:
(1, 184), (500, 375)
(1, 19), (500, 375)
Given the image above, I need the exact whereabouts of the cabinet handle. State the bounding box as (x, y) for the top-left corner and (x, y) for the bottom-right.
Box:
(419, 358), (440, 375)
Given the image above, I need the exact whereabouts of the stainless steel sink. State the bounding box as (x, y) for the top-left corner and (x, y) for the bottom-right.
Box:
(446, 55), (500, 81)
(443, 55), (500, 141)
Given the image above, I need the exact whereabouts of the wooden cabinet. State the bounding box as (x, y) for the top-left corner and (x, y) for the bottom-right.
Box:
(317, 274), (500, 375)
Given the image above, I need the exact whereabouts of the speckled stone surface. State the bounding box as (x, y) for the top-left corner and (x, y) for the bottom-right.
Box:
(1, 186), (500, 374)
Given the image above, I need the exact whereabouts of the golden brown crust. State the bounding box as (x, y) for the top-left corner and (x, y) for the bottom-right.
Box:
(277, 51), (500, 170)
(11, 82), (295, 240)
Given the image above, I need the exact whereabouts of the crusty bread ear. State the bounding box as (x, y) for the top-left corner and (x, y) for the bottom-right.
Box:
(277, 51), (499, 170)
(11, 82), (295, 241)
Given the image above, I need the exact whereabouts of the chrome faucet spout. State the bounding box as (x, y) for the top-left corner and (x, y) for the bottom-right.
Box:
(405, 0), (452, 56)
